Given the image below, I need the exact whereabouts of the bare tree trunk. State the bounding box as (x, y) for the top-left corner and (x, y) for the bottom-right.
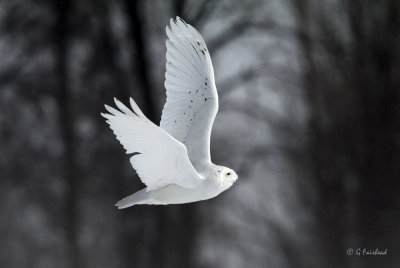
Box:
(53, 0), (81, 267)
(291, 1), (348, 267)
(124, 0), (156, 121)
(346, 1), (400, 267)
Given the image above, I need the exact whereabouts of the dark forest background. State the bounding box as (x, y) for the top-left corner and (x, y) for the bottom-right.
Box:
(1, 0), (400, 267)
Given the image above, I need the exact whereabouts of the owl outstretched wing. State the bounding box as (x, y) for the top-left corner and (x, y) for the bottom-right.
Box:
(160, 17), (218, 171)
(102, 98), (203, 191)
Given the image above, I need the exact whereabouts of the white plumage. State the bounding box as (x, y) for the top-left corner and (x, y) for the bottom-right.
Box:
(102, 17), (237, 208)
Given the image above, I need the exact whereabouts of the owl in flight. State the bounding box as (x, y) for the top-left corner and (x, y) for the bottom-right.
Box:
(102, 17), (238, 208)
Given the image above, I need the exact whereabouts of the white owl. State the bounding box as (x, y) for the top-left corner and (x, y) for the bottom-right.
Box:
(102, 17), (238, 208)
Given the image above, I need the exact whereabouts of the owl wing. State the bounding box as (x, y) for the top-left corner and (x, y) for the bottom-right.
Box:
(102, 98), (203, 191)
(160, 17), (218, 171)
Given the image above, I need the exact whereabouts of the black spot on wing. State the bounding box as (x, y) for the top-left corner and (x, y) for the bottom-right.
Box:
(191, 45), (200, 56)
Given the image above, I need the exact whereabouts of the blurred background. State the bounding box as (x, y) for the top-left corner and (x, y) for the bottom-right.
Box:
(1, 0), (400, 267)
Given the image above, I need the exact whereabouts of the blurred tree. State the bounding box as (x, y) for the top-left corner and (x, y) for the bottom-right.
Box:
(291, 0), (400, 267)
(52, 1), (82, 267)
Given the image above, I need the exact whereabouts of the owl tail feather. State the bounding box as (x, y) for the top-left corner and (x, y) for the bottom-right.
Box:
(115, 188), (154, 209)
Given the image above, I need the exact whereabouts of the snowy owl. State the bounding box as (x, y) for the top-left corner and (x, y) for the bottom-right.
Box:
(102, 17), (238, 208)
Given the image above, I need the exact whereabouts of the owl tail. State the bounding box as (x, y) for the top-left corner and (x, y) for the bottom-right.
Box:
(115, 188), (154, 209)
